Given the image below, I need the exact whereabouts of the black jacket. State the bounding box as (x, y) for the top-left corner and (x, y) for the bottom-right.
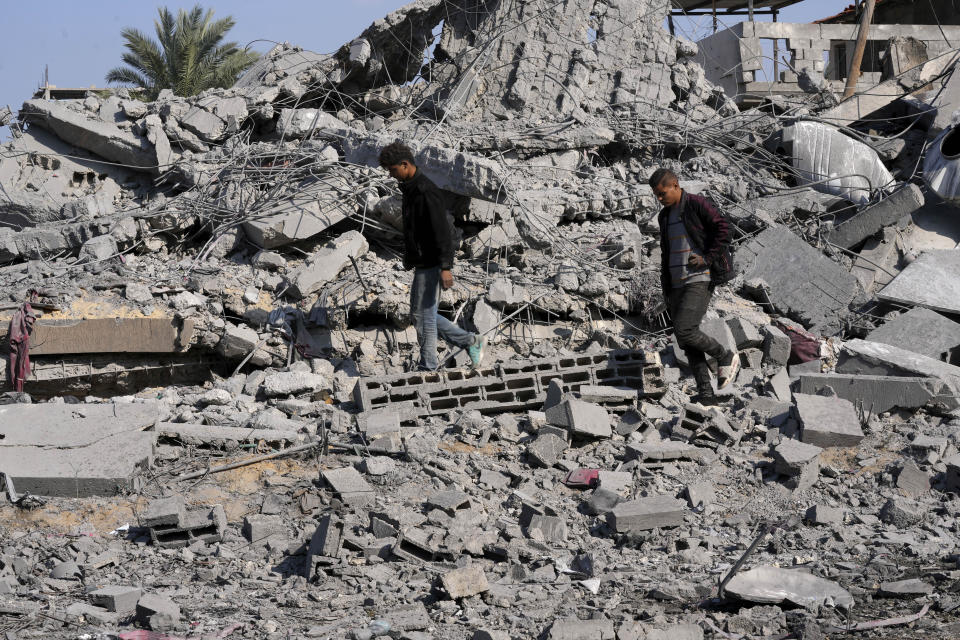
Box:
(657, 191), (734, 291)
(398, 170), (455, 270)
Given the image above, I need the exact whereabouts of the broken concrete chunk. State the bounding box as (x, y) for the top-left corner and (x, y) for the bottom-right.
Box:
(441, 565), (490, 599)
(526, 514), (567, 543)
(896, 459), (930, 497)
(867, 307), (960, 363)
(545, 398), (611, 438)
(276, 108), (348, 139)
(218, 323), (261, 359)
(285, 230), (369, 299)
(727, 317), (762, 349)
(607, 495), (686, 533)
(724, 565), (853, 609)
(826, 183), (923, 249)
(547, 617), (615, 640)
(740, 227), (859, 334)
(797, 372), (941, 414)
(795, 393), (863, 448)
(323, 467), (374, 505)
(136, 593), (181, 625)
(772, 438), (822, 491)
(584, 487), (621, 515)
(878, 249), (960, 315)
(879, 496), (925, 527)
(877, 578), (934, 597)
(761, 324), (792, 368)
(804, 504), (843, 525)
(90, 585), (141, 613)
(262, 371), (328, 397)
(141, 496), (187, 528)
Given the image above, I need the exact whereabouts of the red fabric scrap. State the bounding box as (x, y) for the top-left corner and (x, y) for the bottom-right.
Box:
(7, 298), (36, 392)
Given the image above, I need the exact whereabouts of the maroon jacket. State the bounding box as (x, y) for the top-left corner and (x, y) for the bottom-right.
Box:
(658, 191), (733, 291)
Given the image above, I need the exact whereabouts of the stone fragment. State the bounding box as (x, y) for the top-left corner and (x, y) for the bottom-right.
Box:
(219, 323), (260, 359)
(826, 183), (923, 248)
(545, 398), (612, 438)
(761, 324), (792, 368)
(896, 459), (930, 497)
(527, 515), (567, 543)
(597, 470), (632, 492)
(90, 586), (141, 613)
(607, 495), (685, 533)
(727, 317), (763, 349)
(136, 593), (181, 624)
(584, 488), (620, 515)
(684, 482), (715, 508)
(252, 250), (287, 271)
(724, 565), (853, 608)
(879, 496), (924, 527)
(547, 617), (615, 640)
(795, 393), (863, 448)
(323, 467), (374, 505)
(804, 504), (842, 525)
(262, 371), (328, 397)
(362, 456), (396, 476)
(878, 249), (960, 315)
(285, 230), (369, 299)
(877, 578), (934, 597)
(242, 514), (286, 545)
(772, 439), (822, 490)
(427, 489), (471, 514)
(441, 565), (489, 599)
(142, 496), (187, 528)
(125, 283), (154, 304)
(867, 307), (960, 362)
(306, 515), (344, 579)
(276, 108), (347, 139)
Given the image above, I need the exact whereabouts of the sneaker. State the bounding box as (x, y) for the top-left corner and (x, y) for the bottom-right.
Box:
(467, 335), (485, 368)
(717, 351), (741, 389)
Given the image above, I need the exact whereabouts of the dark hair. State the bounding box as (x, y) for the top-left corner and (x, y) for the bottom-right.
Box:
(378, 140), (416, 167)
(648, 168), (678, 189)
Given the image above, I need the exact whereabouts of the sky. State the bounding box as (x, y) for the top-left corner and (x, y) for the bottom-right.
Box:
(0, 0), (840, 137)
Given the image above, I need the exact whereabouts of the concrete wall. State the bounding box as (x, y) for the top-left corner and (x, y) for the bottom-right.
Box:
(696, 21), (960, 103)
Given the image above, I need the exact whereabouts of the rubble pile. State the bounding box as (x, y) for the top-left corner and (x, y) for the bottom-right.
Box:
(1, 0), (960, 638)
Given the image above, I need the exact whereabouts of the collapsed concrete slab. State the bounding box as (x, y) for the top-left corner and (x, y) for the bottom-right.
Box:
(20, 100), (169, 173)
(22, 317), (195, 355)
(738, 226), (860, 334)
(243, 178), (358, 248)
(342, 131), (507, 202)
(877, 249), (960, 315)
(838, 339), (960, 411)
(797, 373), (943, 414)
(285, 230), (369, 299)
(824, 183), (923, 249)
(867, 307), (960, 363)
(0, 402), (157, 496)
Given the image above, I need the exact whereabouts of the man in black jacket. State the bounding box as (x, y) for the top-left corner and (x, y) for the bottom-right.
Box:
(379, 141), (484, 371)
(650, 168), (739, 404)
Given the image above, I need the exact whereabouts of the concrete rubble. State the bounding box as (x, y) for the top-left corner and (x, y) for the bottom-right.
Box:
(0, 0), (959, 638)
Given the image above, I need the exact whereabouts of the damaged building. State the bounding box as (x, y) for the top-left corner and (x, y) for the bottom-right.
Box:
(1, 0), (960, 637)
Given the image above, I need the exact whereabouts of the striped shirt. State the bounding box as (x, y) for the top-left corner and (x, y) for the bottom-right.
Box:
(667, 203), (710, 289)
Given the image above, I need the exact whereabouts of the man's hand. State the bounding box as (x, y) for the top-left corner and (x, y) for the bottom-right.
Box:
(440, 269), (454, 290)
(687, 254), (707, 269)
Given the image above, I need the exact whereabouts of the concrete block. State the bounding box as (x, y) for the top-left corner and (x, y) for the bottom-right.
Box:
(323, 467), (374, 505)
(219, 323), (260, 359)
(762, 324), (792, 368)
(427, 489), (471, 515)
(896, 460), (930, 497)
(879, 496), (924, 527)
(242, 514), (286, 544)
(0, 402), (157, 497)
(527, 433), (567, 467)
(597, 470), (632, 492)
(825, 183), (922, 249)
(90, 585), (141, 613)
(838, 339), (960, 410)
(142, 496), (186, 528)
(684, 482), (715, 508)
(306, 515), (344, 578)
(584, 487), (621, 515)
(276, 108), (346, 139)
(285, 230), (369, 299)
(441, 565), (489, 599)
(527, 515), (567, 543)
(545, 398), (612, 438)
(878, 578), (934, 598)
(768, 367), (792, 402)
(262, 371), (328, 397)
(804, 504), (842, 525)
(548, 617), (615, 640)
(797, 372), (940, 414)
(739, 227), (858, 334)
(879, 249), (960, 315)
(727, 317), (762, 349)
(136, 593), (180, 623)
(150, 504), (226, 549)
(607, 495), (686, 533)
(243, 183), (355, 249)
(795, 393), (863, 448)
(867, 307), (960, 363)
(772, 439), (821, 490)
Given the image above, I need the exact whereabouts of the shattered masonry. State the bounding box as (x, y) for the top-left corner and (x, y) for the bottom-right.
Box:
(1, 0), (960, 638)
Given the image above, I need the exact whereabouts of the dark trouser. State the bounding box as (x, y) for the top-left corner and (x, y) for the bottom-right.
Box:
(668, 281), (726, 369)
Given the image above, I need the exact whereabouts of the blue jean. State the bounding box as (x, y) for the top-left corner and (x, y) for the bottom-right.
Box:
(410, 267), (476, 370)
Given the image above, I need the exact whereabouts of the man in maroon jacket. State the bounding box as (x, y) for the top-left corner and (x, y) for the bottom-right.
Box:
(650, 168), (739, 404)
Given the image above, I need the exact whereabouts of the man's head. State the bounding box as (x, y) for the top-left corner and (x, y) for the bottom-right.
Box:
(648, 168), (681, 207)
(379, 141), (417, 182)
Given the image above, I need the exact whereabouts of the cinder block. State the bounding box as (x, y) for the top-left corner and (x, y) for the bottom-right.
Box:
(90, 585), (141, 613)
(545, 398), (612, 438)
(607, 495), (686, 533)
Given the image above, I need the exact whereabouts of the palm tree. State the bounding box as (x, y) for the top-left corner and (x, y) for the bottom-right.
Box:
(106, 5), (260, 100)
